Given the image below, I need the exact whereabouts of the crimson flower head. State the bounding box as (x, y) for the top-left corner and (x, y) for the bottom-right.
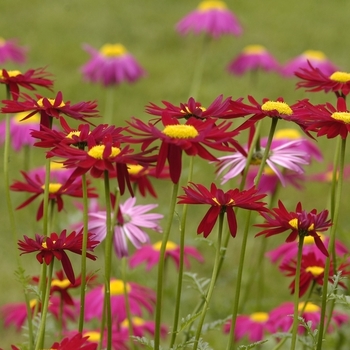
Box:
(178, 182), (268, 237)
(18, 229), (99, 284)
(127, 115), (238, 184)
(10, 169), (97, 221)
(294, 97), (350, 139)
(145, 95), (232, 121)
(295, 61), (350, 97)
(1, 91), (99, 128)
(255, 200), (332, 256)
(0, 67), (54, 100)
(49, 333), (98, 350)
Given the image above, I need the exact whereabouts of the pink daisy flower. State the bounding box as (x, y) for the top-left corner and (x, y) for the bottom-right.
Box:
(129, 240), (204, 271)
(266, 233), (349, 266)
(281, 50), (338, 77)
(224, 312), (272, 342)
(216, 134), (313, 187)
(120, 316), (168, 339)
(176, 1), (242, 39)
(81, 43), (146, 87)
(86, 196), (163, 258)
(227, 45), (279, 75)
(84, 279), (156, 323)
(268, 302), (349, 335)
(0, 37), (27, 64)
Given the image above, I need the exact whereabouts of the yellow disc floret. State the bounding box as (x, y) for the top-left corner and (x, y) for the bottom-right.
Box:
(298, 302), (320, 313)
(243, 45), (266, 55)
(41, 183), (62, 193)
(274, 128), (301, 140)
(84, 331), (101, 342)
(303, 50), (326, 61)
(261, 101), (293, 116)
(162, 124), (199, 139)
(152, 240), (178, 251)
(305, 266), (325, 277)
(13, 111), (40, 124)
(88, 145), (121, 159)
(109, 279), (131, 295)
(37, 98), (65, 108)
(288, 218), (299, 230)
(329, 71), (350, 83)
(127, 164), (144, 175)
(331, 112), (350, 124)
(249, 312), (269, 323)
(51, 278), (71, 289)
(100, 43), (127, 57)
(0, 70), (21, 79)
(198, 1), (227, 11)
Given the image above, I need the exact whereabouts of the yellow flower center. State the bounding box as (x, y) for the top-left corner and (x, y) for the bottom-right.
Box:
(331, 112), (350, 124)
(249, 312), (269, 323)
(308, 223), (315, 231)
(288, 218), (299, 230)
(100, 43), (127, 57)
(127, 164), (144, 175)
(181, 106), (207, 115)
(303, 233), (324, 245)
(29, 299), (37, 308)
(274, 128), (301, 140)
(303, 50), (326, 61)
(298, 302), (320, 313)
(42, 242), (48, 249)
(109, 279), (131, 295)
(51, 278), (71, 288)
(84, 331), (101, 342)
(162, 124), (199, 139)
(263, 166), (275, 176)
(87, 145), (121, 159)
(37, 98), (65, 108)
(243, 45), (266, 54)
(13, 111), (40, 124)
(41, 183), (62, 193)
(329, 71), (350, 83)
(152, 240), (178, 251)
(198, 0), (227, 11)
(0, 70), (21, 79)
(261, 101), (293, 116)
(305, 266), (324, 277)
(0, 37), (5, 45)
(121, 316), (145, 328)
(66, 131), (81, 139)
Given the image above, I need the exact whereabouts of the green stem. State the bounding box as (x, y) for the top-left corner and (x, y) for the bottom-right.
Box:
(290, 236), (304, 350)
(192, 212), (224, 350)
(169, 157), (194, 348)
(154, 181), (179, 350)
(78, 173), (89, 332)
(35, 259), (54, 350)
(317, 137), (346, 349)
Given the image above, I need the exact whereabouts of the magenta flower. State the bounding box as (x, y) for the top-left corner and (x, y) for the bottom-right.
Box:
(227, 45), (279, 76)
(81, 43), (146, 87)
(86, 196), (163, 258)
(129, 240), (204, 271)
(223, 312), (271, 342)
(84, 279), (156, 323)
(120, 316), (168, 339)
(281, 50), (338, 77)
(0, 112), (40, 151)
(176, 1), (242, 39)
(0, 37), (27, 64)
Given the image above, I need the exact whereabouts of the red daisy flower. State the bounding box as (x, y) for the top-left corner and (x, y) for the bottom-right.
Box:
(227, 95), (295, 131)
(10, 169), (98, 221)
(255, 200), (332, 256)
(280, 252), (350, 297)
(0, 67), (54, 100)
(18, 229), (99, 284)
(1, 91), (99, 128)
(294, 97), (350, 139)
(295, 61), (350, 97)
(145, 95), (232, 121)
(177, 182), (267, 237)
(127, 115), (238, 184)
(49, 332), (98, 350)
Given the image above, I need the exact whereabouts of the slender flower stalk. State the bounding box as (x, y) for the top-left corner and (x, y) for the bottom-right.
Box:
(290, 236), (304, 350)
(154, 182), (179, 350)
(317, 137), (347, 349)
(193, 212), (224, 350)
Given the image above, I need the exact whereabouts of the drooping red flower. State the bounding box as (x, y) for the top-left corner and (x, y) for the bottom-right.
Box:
(0, 67), (54, 100)
(1, 91), (100, 128)
(10, 169), (98, 221)
(280, 252), (350, 297)
(295, 61), (350, 97)
(177, 182), (268, 237)
(18, 229), (99, 284)
(255, 200), (332, 256)
(294, 97), (350, 139)
(127, 115), (238, 184)
(145, 95), (233, 121)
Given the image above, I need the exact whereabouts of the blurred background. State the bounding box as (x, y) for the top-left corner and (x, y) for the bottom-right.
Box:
(1, 0), (350, 348)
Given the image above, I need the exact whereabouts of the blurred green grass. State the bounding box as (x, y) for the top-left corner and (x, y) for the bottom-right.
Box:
(1, 0), (350, 349)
